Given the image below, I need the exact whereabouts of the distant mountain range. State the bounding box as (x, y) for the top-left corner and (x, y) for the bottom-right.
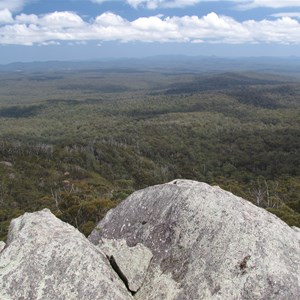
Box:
(1, 56), (300, 77)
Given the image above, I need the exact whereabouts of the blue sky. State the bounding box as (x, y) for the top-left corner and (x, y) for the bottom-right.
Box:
(1, 0), (300, 63)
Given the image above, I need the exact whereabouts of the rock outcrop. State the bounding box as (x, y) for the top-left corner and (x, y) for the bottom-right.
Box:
(0, 180), (299, 300)
(0, 209), (132, 300)
(89, 180), (300, 300)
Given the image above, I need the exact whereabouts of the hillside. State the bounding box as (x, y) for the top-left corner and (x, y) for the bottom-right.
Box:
(0, 62), (299, 240)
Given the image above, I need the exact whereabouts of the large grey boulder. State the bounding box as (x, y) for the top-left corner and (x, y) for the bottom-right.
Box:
(0, 209), (133, 300)
(89, 179), (300, 300)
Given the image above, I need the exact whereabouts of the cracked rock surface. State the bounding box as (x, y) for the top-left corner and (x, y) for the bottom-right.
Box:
(98, 238), (153, 293)
(0, 241), (5, 252)
(89, 179), (300, 300)
(0, 209), (133, 300)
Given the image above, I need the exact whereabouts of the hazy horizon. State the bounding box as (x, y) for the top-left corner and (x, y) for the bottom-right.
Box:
(2, 54), (300, 66)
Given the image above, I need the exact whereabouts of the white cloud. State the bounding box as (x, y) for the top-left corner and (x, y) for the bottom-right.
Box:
(0, 9), (13, 23)
(90, 0), (300, 10)
(126, 0), (200, 9)
(271, 12), (300, 19)
(91, 0), (109, 3)
(91, 0), (233, 9)
(1, 11), (300, 46)
(0, 0), (36, 12)
(95, 12), (127, 26)
(15, 13), (39, 24)
(14, 11), (85, 28)
(40, 11), (85, 28)
(237, 0), (300, 10)
(39, 41), (61, 46)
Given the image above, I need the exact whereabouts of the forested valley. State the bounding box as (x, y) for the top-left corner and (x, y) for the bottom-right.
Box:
(0, 61), (299, 240)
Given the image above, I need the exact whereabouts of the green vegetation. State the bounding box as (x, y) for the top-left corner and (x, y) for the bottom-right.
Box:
(0, 68), (299, 240)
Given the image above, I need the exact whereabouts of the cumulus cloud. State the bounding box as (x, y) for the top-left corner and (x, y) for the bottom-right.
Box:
(40, 11), (85, 28)
(0, 9), (13, 23)
(1, 10), (300, 46)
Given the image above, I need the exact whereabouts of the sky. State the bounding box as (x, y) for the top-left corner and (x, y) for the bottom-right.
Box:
(1, 0), (300, 63)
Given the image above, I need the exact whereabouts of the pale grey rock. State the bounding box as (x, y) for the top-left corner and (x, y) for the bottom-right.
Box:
(292, 226), (300, 236)
(89, 179), (300, 300)
(0, 241), (5, 252)
(0, 209), (133, 300)
(98, 238), (153, 292)
(0, 161), (13, 167)
(135, 265), (181, 300)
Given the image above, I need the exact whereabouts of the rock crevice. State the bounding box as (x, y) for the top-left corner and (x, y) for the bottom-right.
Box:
(107, 255), (134, 295)
(98, 238), (153, 294)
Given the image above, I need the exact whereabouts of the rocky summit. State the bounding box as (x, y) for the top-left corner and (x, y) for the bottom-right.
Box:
(1, 180), (300, 300)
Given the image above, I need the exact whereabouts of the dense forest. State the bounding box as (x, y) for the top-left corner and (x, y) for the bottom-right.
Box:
(0, 63), (299, 240)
